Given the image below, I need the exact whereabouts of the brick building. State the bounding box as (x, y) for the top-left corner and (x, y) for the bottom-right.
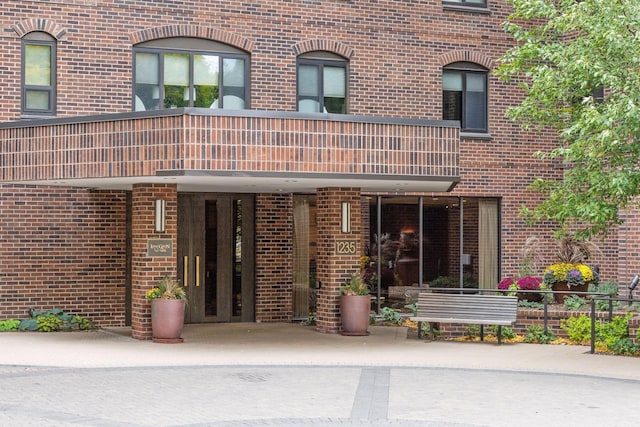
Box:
(0, 1), (633, 339)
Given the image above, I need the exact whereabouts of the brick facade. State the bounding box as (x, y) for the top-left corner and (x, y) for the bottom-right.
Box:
(0, 1), (636, 334)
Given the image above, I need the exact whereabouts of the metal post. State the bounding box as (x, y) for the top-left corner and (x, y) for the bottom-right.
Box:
(590, 298), (596, 354)
(543, 292), (548, 334)
(459, 196), (463, 293)
(419, 196), (424, 288)
(376, 196), (382, 314)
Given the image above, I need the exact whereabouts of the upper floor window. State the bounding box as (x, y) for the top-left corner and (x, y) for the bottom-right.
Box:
(22, 32), (56, 116)
(443, 0), (487, 8)
(443, 62), (488, 133)
(297, 52), (347, 114)
(133, 37), (249, 111)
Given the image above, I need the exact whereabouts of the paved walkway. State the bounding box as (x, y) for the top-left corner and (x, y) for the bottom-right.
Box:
(1, 324), (639, 426)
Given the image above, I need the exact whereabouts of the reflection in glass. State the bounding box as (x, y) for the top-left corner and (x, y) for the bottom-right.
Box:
(134, 52), (160, 111)
(194, 54), (219, 108)
(164, 53), (190, 108)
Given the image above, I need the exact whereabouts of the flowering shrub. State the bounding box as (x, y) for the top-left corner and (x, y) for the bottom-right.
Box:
(145, 277), (187, 300)
(516, 276), (542, 290)
(543, 263), (597, 287)
(498, 277), (516, 290)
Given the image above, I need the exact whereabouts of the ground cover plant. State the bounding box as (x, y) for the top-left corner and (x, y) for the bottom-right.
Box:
(0, 308), (96, 332)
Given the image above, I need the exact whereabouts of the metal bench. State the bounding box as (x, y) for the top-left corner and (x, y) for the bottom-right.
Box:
(410, 292), (518, 344)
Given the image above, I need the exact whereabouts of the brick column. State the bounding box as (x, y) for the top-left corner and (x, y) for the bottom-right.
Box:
(130, 184), (177, 340)
(316, 188), (362, 333)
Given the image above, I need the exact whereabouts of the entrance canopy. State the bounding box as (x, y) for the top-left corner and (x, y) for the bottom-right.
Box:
(0, 109), (460, 193)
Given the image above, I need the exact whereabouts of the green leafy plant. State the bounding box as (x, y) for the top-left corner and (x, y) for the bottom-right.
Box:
(0, 319), (21, 331)
(489, 325), (517, 340)
(405, 303), (418, 316)
(37, 315), (63, 332)
(518, 300), (544, 310)
(340, 273), (370, 296)
(563, 295), (587, 311)
(146, 276), (187, 300)
(380, 307), (403, 325)
(524, 325), (556, 344)
(465, 324), (481, 338)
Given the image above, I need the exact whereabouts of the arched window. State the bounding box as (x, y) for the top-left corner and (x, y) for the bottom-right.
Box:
(297, 51), (347, 114)
(443, 62), (488, 133)
(22, 32), (56, 116)
(133, 37), (249, 111)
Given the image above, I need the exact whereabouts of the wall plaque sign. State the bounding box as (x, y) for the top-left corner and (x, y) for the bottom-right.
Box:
(335, 240), (357, 255)
(147, 239), (173, 257)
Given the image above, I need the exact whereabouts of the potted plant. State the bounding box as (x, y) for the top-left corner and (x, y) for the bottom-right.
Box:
(340, 273), (371, 336)
(145, 276), (187, 343)
(542, 236), (599, 303)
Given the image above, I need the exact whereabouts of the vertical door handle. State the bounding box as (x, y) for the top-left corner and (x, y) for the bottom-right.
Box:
(183, 256), (188, 287)
(196, 255), (200, 287)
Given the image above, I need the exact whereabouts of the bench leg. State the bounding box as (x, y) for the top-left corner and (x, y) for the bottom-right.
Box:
(417, 321), (423, 339)
(497, 325), (502, 345)
(480, 325), (484, 342)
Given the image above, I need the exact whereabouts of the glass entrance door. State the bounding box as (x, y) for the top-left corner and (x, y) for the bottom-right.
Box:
(178, 194), (255, 323)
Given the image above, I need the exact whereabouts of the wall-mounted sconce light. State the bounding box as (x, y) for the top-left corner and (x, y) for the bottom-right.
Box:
(341, 201), (351, 233)
(155, 199), (166, 233)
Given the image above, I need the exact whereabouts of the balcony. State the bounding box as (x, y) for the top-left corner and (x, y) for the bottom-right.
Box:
(0, 109), (459, 193)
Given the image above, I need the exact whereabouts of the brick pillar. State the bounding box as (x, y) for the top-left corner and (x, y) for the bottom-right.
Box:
(130, 184), (177, 340)
(316, 188), (362, 333)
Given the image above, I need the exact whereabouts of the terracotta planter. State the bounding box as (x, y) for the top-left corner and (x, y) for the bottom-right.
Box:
(151, 299), (186, 343)
(340, 295), (371, 336)
(552, 282), (588, 304)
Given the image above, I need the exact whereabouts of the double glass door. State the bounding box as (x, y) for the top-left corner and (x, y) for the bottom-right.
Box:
(178, 194), (255, 323)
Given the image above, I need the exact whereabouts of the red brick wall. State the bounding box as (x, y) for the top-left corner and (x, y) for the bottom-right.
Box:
(0, 185), (127, 325)
(130, 183), (177, 339)
(255, 193), (294, 322)
(316, 188), (362, 333)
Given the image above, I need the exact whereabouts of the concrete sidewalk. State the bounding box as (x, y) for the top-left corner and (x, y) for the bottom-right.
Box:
(1, 324), (640, 427)
(1, 323), (639, 379)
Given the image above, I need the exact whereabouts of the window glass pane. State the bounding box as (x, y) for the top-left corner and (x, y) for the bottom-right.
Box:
(164, 53), (190, 85)
(465, 90), (486, 130)
(443, 71), (462, 91)
(135, 53), (159, 84)
(324, 66), (345, 97)
(443, 91), (462, 121)
(467, 73), (485, 92)
(25, 44), (51, 86)
(25, 89), (49, 110)
(222, 58), (245, 109)
(298, 65), (319, 97)
(194, 54), (219, 108)
(135, 53), (160, 111)
(164, 53), (189, 108)
(298, 99), (320, 113)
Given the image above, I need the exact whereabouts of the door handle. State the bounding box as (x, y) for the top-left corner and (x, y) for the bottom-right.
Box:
(196, 255), (200, 287)
(183, 255), (188, 287)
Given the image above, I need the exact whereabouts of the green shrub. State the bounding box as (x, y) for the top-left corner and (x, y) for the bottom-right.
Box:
(489, 325), (517, 340)
(465, 324), (481, 338)
(561, 315), (592, 343)
(0, 319), (21, 331)
(524, 325), (556, 344)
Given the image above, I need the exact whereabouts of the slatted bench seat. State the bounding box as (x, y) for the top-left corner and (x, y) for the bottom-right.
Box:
(410, 292), (518, 344)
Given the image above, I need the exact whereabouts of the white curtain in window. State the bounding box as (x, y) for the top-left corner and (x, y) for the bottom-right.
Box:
(164, 53), (189, 86)
(293, 198), (310, 317)
(298, 65), (319, 97)
(135, 52), (159, 84)
(324, 66), (345, 97)
(443, 71), (462, 91)
(194, 54), (219, 85)
(478, 199), (498, 290)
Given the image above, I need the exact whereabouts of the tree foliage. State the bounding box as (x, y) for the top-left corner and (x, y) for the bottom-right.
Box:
(497, 0), (640, 238)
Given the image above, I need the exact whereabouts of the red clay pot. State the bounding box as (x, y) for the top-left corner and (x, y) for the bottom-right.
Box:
(151, 299), (186, 343)
(340, 295), (371, 336)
